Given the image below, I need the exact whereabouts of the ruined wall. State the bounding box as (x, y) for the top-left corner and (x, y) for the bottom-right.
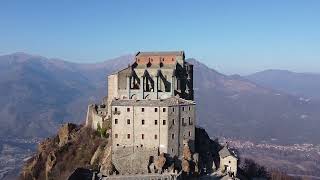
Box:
(85, 104), (104, 130)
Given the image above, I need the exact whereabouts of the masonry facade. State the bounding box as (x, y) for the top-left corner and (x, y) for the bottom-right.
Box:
(86, 51), (196, 173)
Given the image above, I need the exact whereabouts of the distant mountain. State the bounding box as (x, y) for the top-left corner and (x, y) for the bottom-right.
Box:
(1, 53), (320, 144)
(0, 53), (133, 138)
(246, 69), (320, 100)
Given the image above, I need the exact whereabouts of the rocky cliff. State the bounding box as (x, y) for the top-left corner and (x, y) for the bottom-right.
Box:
(20, 123), (114, 180)
(20, 123), (227, 180)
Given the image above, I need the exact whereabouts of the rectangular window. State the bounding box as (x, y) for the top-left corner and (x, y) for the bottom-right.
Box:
(163, 120), (166, 125)
(127, 119), (130, 124)
(171, 148), (174, 153)
(127, 134), (130, 139)
(189, 117), (192, 125)
(155, 134), (158, 139)
(115, 134), (118, 138)
(127, 108), (130, 112)
(189, 131), (191, 137)
(172, 119), (175, 125)
(142, 108), (145, 112)
(163, 108), (166, 112)
(155, 120), (158, 125)
(115, 107), (118, 111)
(172, 107), (175, 112)
(155, 108), (158, 112)
(182, 107), (185, 111)
(189, 106), (191, 111)
(171, 134), (175, 139)
(115, 119), (118, 124)
(142, 134), (144, 139)
(182, 118), (185, 124)
(142, 119), (145, 125)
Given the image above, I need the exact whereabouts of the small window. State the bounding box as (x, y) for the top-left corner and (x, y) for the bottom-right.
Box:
(189, 131), (191, 137)
(163, 120), (166, 125)
(182, 107), (185, 111)
(189, 106), (191, 111)
(142, 119), (145, 125)
(115, 119), (118, 124)
(229, 161), (231, 164)
(117, 144), (119, 146)
(172, 119), (175, 125)
(182, 118), (185, 124)
(127, 119), (130, 124)
(171, 134), (175, 139)
(127, 108), (130, 112)
(155, 120), (158, 125)
(172, 107), (175, 112)
(115, 107), (118, 111)
(127, 134), (130, 139)
(171, 148), (174, 153)
(142, 134), (144, 139)
(189, 117), (192, 125)
(115, 134), (118, 138)
(155, 108), (158, 112)
(155, 134), (158, 139)
(142, 108), (145, 112)
(163, 108), (166, 112)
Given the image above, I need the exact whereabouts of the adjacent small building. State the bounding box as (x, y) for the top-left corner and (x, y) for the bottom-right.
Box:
(219, 146), (238, 177)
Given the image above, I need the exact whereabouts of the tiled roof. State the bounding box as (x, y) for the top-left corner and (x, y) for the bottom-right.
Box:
(219, 146), (237, 159)
(111, 96), (195, 107)
(135, 51), (184, 57)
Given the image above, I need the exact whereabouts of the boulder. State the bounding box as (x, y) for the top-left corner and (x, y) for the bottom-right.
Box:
(183, 145), (192, 161)
(154, 153), (166, 171)
(182, 159), (190, 173)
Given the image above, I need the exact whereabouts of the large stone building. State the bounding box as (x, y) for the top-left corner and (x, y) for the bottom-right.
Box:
(86, 51), (196, 173)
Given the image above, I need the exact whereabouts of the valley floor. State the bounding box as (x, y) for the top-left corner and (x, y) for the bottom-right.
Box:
(221, 137), (320, 177)
(0, 138), (39, 180)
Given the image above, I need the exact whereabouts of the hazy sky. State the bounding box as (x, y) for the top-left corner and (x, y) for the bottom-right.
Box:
(0, 0), (319, 74)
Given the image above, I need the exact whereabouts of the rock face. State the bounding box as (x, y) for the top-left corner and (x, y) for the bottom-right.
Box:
(58, 123), (77, 146)
(20, 125), (236, 179)
(154, 153), (166, 171)
(20, 123), (112, 180)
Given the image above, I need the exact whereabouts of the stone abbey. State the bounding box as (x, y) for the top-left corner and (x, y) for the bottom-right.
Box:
(86, 51), (196, 173)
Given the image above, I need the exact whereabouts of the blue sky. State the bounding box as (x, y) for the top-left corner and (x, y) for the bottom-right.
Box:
(0, 0), (319, 74)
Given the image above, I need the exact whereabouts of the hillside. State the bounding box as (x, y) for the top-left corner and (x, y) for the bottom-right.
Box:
(1, 53), (320, 144)
(246, 69), (320, 100)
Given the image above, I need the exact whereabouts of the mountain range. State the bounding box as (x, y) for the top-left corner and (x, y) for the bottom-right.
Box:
(1, 52), (320, 144)
(246, 69), (320, 100)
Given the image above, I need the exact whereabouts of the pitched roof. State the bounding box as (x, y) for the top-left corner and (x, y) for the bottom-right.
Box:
(219, 146), (237, 159)
(135, 51), (184, 57)
(111, 96), (195, 107)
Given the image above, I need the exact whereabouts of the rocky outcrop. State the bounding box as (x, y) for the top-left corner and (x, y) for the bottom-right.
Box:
(20, 123), (111, 180)
(58, 123), (78, 147)
(154, 153), (166, 171)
